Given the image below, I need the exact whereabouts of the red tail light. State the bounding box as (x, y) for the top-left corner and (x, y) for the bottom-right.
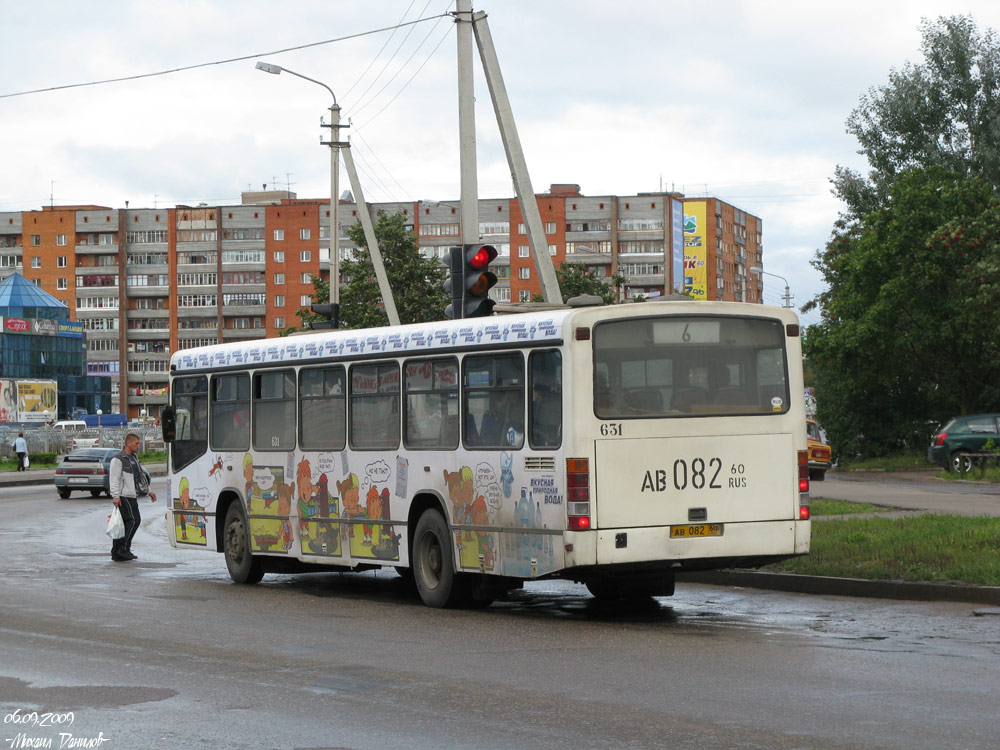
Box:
(798, 450), (809, 493)
(567, 458), (591, 531)
(934, 432), (947, 446)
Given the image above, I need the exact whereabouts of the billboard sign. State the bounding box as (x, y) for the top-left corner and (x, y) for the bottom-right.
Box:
(17, 380), (58, 422)
(683, 201), (708, 299)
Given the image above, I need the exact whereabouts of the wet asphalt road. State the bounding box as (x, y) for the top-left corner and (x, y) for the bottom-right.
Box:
(1, 481), (999, 750)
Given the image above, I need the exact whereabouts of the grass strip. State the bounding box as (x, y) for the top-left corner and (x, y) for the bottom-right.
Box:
(837, 452), (930, 472)
(810, 498), (890, 516)
(768, 514), (1000, 586)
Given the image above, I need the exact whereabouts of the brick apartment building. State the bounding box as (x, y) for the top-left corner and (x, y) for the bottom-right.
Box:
(0, 184), (762, 418)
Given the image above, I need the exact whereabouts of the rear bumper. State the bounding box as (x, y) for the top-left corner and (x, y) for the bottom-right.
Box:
(926, 446), (947, 467)
(564, 519), (810, 572)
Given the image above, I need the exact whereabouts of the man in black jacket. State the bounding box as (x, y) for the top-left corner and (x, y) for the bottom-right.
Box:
(109, 433), (157, 562)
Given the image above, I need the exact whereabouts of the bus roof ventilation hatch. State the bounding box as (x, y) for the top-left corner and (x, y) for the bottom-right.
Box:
(566, 294), (605, 307)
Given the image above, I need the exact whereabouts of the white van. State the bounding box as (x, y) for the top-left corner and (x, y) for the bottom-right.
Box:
(52, 421), (99, 450)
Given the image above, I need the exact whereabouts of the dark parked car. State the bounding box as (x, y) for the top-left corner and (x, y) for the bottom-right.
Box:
(54, 448), (118, 499)
(927, 414), (1000, 473)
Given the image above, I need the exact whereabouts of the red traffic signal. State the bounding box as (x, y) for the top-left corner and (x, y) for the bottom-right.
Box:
(444, 244), (498, 319)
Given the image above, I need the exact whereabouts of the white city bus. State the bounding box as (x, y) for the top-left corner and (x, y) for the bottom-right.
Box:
(162, 300), (810, 607)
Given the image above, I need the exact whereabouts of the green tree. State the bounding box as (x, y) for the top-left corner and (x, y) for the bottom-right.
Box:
(554, 263), (627, 304)
(834, 15), (1000, 218)
(293, 211), (448, 331)
(805, 167), (1000, 457)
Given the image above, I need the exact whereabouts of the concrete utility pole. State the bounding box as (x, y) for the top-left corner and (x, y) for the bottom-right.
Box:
(341, 144), (400, 326)
(456, 0), (479, 247)
(472, 10), (561, 304)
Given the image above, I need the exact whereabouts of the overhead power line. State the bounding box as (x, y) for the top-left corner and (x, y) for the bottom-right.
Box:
(0, 14), (450, 100)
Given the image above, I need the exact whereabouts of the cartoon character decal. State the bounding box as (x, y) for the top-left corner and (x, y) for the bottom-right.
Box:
(245, 460), (291, 553)
(444, 466), (496, 572)
(172, 476), (207, 546)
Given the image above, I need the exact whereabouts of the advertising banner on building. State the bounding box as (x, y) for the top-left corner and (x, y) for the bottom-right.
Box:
(683, 201), (708, 299)
(0, 317), (84, 338)
(670, 198), (685, 294)
(17, 380), (58, 422)
(0, 379), (17, 424)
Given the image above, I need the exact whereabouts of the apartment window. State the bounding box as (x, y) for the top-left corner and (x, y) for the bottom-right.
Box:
(517, 223), (525, 234)
(300, 295), (312, 306)
(301, 272), (311, 284)
(299, 228), (311, 240)
(299, 250), (311, 262)
(56, 234), (67, 246)
(275, 295), (285, 307)
(519, 246), (530, 258)
(57, 278), (67, 290)
(544, 222), (556, 234)
(274, 251), (285, 263)
(519, 267), (530, 279)
(57, 256), (67, 268)
(31, 235), (40, 246)
(274, 317), (285, 329)
(32, 279), (41, 287)
(274, 229), (285, 241)
(274, 273), (285, 285)
(548, 244), (557, 256)
(31, 257), (40, 268)
(519, 289), (530, 302)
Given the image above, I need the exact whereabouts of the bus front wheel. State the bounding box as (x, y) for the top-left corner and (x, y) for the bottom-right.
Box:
(224, 504), (264, 584)
(412, 509), (464, 608)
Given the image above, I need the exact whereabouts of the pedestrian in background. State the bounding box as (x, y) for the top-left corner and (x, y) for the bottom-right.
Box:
(13, 432), (27, 472)
(109, 432), (156, 562)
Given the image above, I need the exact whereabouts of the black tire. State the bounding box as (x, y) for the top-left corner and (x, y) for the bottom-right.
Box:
(90, 489), (103, 497)
(950, 451), (972, 475)
(412, 509), (466, 608)
(57, 488), (71, 499)
(224, 503), (264, 584)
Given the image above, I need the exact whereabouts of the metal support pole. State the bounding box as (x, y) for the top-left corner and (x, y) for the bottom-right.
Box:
(472, 10), (561, 304)
(342, 145), (401, 326)
(456, 0), (479, 246)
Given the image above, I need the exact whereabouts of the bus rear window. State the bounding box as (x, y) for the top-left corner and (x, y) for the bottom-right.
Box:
(593, 315), (789, 418)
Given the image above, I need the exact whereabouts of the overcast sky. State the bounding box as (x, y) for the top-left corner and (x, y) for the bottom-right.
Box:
(3, 0), (999, 324)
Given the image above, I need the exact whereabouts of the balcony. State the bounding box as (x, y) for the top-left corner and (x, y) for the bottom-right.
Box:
(75, 243), (119, 255)
(221, 328), (267, 341)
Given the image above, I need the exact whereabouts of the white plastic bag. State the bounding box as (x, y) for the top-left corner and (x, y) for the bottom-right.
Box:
(24, 455), (29, 468)
(106, 507), (125, 539)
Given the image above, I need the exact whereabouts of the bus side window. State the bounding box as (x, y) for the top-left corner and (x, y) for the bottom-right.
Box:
(300, 366), (346, 450)
(211, 373), (250, 451)
(349, 363), (400, 450)
(172, 375), (208, 471)
(253, 370), (296, 451)
(464, 353), (524, 449)
(529, 350), (562, 449)
(404, 358), (458, 450)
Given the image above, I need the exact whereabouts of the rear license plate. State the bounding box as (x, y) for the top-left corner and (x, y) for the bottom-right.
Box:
(69, 478), (89, 484)
(670, 523), (723, 538)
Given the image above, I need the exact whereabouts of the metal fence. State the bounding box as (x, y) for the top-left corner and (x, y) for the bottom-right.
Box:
(0, 425), (164, 458)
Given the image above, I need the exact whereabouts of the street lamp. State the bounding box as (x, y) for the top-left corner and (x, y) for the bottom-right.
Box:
(42, 410), (52, 454)
(256, 60), (342, 328)
(97, 409), (103, 446)
(749, 266), (793, 308)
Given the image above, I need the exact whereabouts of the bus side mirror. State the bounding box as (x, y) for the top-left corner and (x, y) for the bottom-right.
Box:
(161, 405), (177, 443)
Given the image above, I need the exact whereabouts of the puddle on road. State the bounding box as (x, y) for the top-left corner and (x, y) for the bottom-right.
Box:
(0, 676), (177, 710)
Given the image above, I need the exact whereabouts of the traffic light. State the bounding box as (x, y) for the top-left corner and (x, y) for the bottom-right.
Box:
(444, 244), (498, 319)
(310, 302), (339, 330)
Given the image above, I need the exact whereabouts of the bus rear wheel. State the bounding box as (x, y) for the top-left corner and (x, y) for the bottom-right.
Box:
(412, 509), (466, 608)
(224, 504), (264, 584)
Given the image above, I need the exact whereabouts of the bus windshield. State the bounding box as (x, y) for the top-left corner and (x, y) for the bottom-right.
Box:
(593, 315), (789, 418)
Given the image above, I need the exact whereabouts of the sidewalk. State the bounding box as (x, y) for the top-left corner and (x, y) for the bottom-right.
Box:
(0, 463), (167, 489)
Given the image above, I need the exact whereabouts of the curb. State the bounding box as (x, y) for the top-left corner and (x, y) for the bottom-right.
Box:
(677, 569), (1000, 606)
